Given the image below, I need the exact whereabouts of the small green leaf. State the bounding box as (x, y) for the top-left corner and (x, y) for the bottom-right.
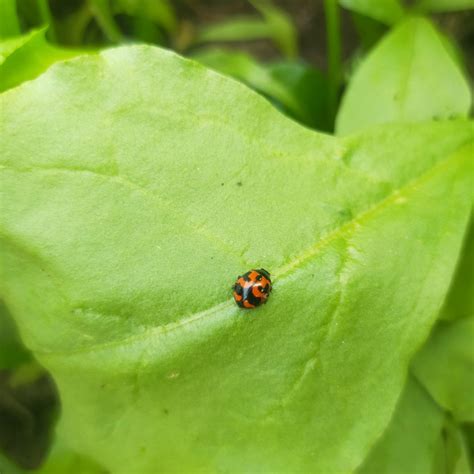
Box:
(415, 0), (474, 12)
(197, 0), (297, 57)
(0, 0), (21, 38)
(336, 17), (472, 135)
(413, 318), (474, 422)
(339, 0), (405, 25)
(0, 28), (85, 93)
(0, 46), (473, 472)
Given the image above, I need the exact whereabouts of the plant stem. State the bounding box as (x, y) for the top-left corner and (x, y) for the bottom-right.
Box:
(324, 0), (342, 126)
(89, 0), (122, 43)
(37, 0), (57, 42)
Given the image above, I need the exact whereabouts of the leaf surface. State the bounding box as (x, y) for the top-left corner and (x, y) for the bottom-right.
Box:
(336, 17), (472, 135)
(0, 46), (473, 473)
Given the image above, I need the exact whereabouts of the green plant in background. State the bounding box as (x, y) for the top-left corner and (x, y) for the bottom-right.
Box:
(0, 0), (473, 472)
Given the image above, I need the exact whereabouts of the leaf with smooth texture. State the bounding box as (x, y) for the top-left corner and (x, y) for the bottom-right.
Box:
(336, 17), (472, 135)
(412, 318), (474, 422)
(338, 0), (405, 25)
(416, 0), (474, 12)
(358, 377), (472, 474)
(0, 46), (473, 473)
(0, 28), (84, 93)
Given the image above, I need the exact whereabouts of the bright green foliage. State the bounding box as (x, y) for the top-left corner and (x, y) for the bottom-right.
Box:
(413, 318), (474, 423)
(0, 46), (473, 473)
(196, 0), (297, 57)
(0, 0), (21, 38)
(193, 49), (329, 129)
(336, 17), (472, 135)
(357, 377), (471, 474)
(338, 0), (405, 25)
(0, 29), (84, 93)
(416, 0), (474, 12)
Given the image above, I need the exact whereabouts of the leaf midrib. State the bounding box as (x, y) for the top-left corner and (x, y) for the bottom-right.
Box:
(30, 139), (472, 358)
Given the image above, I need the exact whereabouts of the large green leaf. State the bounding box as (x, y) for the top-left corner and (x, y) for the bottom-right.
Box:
(0, 46), (473, 473)
(336, 17), (472, 135)
(0, 28), (84, 93)
(338, 0), (405, 25)
(413, 318), (474, 423)
(357, 377), (471, 474)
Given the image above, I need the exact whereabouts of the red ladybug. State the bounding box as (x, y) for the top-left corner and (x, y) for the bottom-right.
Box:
(233, 269), (272, 309)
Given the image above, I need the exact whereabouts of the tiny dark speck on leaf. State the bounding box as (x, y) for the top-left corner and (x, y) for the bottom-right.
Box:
(221, 183), (224, 186)
(237, 181), (243, 186)
(163, 409), (169, 415)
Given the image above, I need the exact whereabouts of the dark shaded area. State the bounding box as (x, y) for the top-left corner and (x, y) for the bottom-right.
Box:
(0, 370), (59, 469)
(0, 369), (59, 469)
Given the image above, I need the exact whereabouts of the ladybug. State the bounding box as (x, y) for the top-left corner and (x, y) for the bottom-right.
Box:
(233, 268), (272, 309)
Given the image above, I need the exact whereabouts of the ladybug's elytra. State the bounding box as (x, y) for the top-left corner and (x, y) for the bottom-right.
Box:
(233, 269), (272, 309)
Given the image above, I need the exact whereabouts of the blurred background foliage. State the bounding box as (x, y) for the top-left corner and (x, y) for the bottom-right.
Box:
(1, 0), (473, 131)
(0, 0), (473, 471)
